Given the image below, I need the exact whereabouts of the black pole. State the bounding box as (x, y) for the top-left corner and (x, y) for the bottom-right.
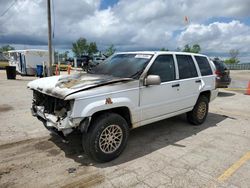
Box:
(47, 0), (52, 76)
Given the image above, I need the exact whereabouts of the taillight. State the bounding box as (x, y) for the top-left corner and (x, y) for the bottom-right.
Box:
(215, 70), (221, 76)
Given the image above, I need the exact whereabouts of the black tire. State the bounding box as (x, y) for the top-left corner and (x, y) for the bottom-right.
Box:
(186, 95), (209, 125)
(82, 113), (129, 162)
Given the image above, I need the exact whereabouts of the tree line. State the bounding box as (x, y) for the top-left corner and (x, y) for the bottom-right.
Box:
(0, 41), (241, 64)
(71, 37), (116, 58)
(160, 44), (240, 64)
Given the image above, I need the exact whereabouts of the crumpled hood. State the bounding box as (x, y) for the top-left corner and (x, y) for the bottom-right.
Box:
(27, 73), (133, 99)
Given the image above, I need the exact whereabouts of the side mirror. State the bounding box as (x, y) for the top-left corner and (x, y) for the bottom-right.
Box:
(144, 75), (161, 86)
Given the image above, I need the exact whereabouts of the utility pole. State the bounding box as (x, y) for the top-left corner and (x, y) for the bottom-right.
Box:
(47, 0), (52, 76)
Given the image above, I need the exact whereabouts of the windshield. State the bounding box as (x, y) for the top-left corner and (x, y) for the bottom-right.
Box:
(90, 53), (152, 79)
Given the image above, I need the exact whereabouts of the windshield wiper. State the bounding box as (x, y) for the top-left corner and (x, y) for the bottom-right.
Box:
(130, 69), (145, 79)
(130, 63), (149, 79)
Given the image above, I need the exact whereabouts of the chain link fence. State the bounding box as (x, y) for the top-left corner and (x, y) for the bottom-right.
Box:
(226, 63), (250, 70)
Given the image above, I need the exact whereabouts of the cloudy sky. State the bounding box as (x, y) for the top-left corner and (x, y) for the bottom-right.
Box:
(0, 0), (250, 62)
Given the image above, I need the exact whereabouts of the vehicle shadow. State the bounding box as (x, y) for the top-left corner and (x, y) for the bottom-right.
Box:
(218, 91), (235, 97)
(49, 112), (227, 167)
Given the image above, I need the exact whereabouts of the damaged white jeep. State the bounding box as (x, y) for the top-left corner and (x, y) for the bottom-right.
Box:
(28, 51), (218, 162)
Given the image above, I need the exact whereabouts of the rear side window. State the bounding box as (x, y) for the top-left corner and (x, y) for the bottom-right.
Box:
(176, 55), (198, 79)
(148, 55), (175, 82)
(195, 56), (213, 76)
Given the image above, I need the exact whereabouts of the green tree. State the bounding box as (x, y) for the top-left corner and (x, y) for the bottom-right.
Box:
(182, 44), (201, 53)
(224, 49), (240, 64)
(87, 42), (98, 56)
(105, 44), (116, 57)
(72, 38), (88, 57)
(62, 51), (69, 60)
(160, 47), (169, 51)
(192, 44), (201, 53)
(72, 38), (98, 57)
(54, 51), (59, 62)
(176, 47), (182, 52)
(183, 44), (191, 52)
(54, 51), (69, 63)
(0, 45), (15, 52)
(224, 59), (237, 64)
(229, 49), (239, 59)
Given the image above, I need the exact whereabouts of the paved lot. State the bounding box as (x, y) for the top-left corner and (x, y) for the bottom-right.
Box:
(0, 70), (250, 188)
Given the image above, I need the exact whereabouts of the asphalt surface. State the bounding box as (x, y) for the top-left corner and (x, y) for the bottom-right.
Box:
(0, 70), (249, 188)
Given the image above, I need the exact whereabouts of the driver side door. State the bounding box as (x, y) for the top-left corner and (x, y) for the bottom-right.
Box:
(139, 54), (181, 123)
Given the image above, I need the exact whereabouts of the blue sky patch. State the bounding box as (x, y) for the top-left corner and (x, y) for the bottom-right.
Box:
(100, 0), (119, 10)
(205, 16), (250, 26)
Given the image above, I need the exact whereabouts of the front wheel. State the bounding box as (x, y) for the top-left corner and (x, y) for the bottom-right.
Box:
(82, 113), (129, 162)
(186, 95), (209, 125)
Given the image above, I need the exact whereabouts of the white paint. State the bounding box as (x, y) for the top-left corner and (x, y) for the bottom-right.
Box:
(29, 51), (218, 132)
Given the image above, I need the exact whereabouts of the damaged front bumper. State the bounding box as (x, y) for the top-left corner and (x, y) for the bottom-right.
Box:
(31, 104), (83, 137)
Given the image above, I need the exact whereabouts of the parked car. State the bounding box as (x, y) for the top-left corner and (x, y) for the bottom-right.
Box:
(93, 55), (106, 64)
(85, 56), (106, 71)
(77, 55), (92, 70)
(212, 59), (231, 88)
(27, 51), (218, 162)
(53, 61), (71, 71)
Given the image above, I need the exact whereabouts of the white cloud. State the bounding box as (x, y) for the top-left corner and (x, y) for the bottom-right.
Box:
(0, 0), (250, 60)
(178, 20), (250, 52)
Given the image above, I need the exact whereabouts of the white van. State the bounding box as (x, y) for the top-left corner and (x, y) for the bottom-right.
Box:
(7, 49), (49, 76)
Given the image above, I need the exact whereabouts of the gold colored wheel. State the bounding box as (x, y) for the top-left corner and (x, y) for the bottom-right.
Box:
(197, 102), (207, 120)
(99, 124), (123, 154)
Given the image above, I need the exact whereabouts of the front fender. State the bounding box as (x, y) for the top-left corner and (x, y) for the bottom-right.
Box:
(71, 97), (137, 122)
(81, 98), (133, 116)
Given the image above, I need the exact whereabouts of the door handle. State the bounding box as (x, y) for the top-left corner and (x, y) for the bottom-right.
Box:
(172, 84), (180, 87)
(195, 79), (201, 83)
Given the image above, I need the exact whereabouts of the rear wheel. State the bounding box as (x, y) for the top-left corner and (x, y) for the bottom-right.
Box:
(186, 95), (209, 125)
(82, 113), (129, 162)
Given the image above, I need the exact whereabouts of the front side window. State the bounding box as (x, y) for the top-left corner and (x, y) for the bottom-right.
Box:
(176, 55), (198, 79)
(195, 56), (213, 76)
(147, 55), (175, 82)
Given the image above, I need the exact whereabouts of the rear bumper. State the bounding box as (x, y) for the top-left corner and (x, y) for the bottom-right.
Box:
(216, 77), (231, 88)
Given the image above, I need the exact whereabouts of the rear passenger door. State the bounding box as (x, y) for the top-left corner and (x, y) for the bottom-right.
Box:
(175, 54), (201, 109)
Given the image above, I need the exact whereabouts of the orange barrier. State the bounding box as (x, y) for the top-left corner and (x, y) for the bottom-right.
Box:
(245, 81), (250, 95)
(55, 64), (59, 75)
(67, 65), (71, 75)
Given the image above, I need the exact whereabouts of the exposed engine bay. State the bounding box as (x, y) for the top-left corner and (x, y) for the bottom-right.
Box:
(31, 90), (83, 137)
(32, 90), (71, 117)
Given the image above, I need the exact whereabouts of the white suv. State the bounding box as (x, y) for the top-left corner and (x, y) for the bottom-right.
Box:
(28, 51), (218, 162)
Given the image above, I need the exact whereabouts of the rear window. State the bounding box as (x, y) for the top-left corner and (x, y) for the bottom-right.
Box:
(213, 60), (228, 71)
(195, 56), (213, 76)
(176, 55), (198, 79)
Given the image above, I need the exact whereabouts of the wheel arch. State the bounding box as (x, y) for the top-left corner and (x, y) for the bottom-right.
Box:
(199, 90), (211, 102)
(82, 106), (132, 133)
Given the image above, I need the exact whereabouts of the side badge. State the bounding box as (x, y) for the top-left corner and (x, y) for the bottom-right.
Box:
(105, 98), (113, 104)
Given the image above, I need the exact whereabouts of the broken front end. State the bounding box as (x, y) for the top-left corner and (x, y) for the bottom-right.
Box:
(31, 90), (84, 138)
